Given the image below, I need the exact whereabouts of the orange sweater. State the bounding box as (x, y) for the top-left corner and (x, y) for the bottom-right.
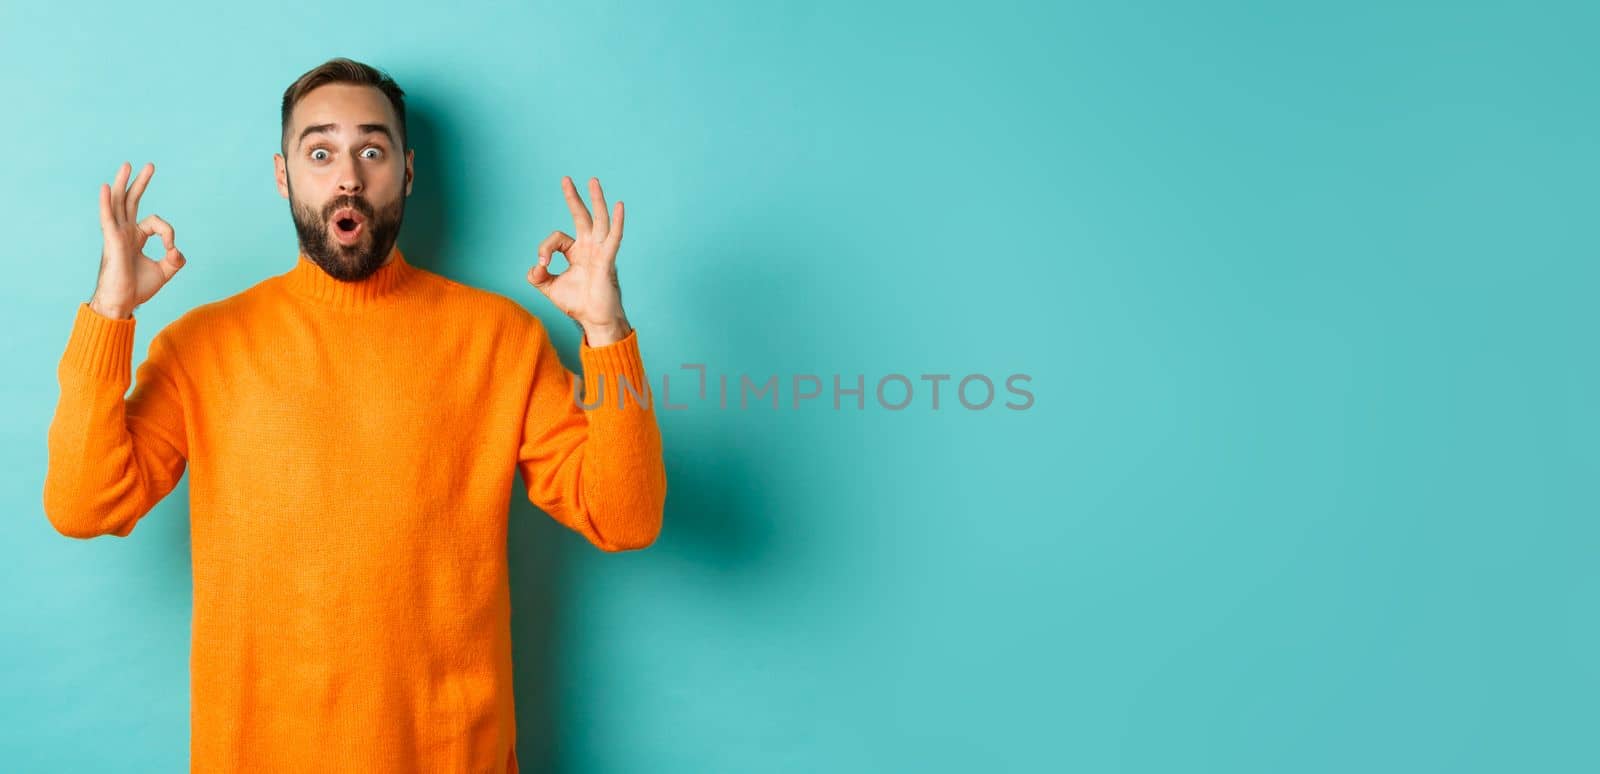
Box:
(43, 246), (666, 773)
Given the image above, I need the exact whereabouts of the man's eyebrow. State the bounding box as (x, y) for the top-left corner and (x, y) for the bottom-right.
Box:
(297, 123), (396, 149)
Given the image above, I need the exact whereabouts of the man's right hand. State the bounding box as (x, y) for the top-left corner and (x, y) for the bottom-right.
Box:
(89, 161), (187, 320)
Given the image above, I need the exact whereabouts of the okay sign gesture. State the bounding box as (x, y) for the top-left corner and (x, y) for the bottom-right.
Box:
(527, 176), (632, 346)
(91, 162), (187, 319)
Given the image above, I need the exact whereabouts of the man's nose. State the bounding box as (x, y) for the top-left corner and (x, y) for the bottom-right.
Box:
(337, 159), (364, 194)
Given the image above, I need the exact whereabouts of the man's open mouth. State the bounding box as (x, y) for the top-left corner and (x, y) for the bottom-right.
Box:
(331, 208), (366, 241)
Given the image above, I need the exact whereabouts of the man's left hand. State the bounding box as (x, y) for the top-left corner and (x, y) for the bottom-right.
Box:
(527, 175), (633, 347)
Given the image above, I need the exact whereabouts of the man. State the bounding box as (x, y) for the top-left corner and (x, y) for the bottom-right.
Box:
(42, 57), (666, 773)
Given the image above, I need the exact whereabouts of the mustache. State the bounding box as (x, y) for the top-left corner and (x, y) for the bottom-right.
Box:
(323, 196), (374, 220)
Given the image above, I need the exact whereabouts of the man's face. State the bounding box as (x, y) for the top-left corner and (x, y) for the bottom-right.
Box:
(274, 83), (414, 281)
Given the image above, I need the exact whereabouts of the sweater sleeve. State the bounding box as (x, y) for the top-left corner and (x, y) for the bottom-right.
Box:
(516, 319), (667, 552)
(43, 302), (190, 539)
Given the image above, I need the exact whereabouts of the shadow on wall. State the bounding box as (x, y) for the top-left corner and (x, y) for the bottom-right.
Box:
(404, 90), (800, 770)
(392, 93), (459, 279)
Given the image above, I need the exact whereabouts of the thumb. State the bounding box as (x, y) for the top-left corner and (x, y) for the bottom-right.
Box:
(159, 249), (186, 280)
(526, 262), (555, 290)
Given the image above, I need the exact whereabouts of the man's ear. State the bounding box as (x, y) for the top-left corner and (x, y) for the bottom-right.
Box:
(274, 153), (289, 199)
(405, 148), (415, 197)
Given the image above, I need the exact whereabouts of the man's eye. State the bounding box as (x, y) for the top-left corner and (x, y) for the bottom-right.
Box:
(361, 147), (382, 159)
(310, 149), (329, 161)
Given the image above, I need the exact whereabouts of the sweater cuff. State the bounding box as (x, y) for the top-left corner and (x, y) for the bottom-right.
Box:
(61, 302), (136, 385)
(578, 328), (651, 409)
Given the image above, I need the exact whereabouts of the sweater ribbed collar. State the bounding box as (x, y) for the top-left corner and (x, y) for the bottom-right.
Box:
(282, 245), (420, 308)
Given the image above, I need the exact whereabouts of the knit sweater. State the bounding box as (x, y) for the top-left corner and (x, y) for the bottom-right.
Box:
(43, 246), (666, 773)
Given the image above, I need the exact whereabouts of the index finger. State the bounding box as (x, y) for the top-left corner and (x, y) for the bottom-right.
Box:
(561, 176), (593, 234)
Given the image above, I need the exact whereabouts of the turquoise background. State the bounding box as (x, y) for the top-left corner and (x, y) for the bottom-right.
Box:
(2, 0), (1595, 771)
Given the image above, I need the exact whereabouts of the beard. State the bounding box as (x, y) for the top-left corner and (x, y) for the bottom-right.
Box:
(288, 178), (405, 282)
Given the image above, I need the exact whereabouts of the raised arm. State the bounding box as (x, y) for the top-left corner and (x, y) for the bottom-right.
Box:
(518, 175), (665, 551)
(44, 308), (191, 538)
(42, 161), (191, 538)
(517, 319), (666, 551)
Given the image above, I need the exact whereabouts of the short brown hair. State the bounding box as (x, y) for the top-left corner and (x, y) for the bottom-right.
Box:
(280, 57), (407, 154)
